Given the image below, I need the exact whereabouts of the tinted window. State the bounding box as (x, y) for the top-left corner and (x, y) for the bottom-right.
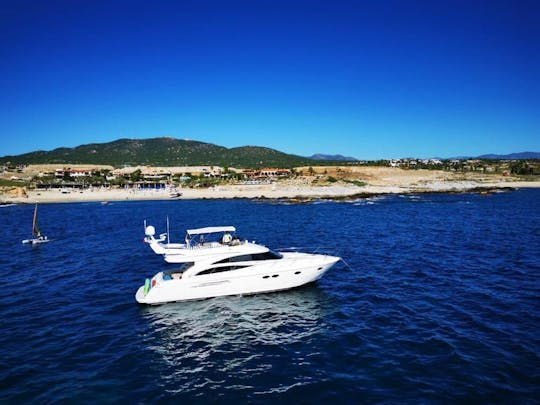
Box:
(164, 262), (193, 277)
(215, 250), (282, 264)
(197, 265), (248, 276)
(178, 262), (194, 271)
(254, 250), (283, 260)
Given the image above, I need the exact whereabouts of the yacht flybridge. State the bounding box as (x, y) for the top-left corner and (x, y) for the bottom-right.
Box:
(136, 224), (340, 305)
(143, 225), (244, 264)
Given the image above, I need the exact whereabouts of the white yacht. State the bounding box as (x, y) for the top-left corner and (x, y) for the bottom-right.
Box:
(135, 225), (340, 305)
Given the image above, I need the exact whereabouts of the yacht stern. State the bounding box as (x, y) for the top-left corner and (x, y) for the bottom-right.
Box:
(135, 285), (149, 304)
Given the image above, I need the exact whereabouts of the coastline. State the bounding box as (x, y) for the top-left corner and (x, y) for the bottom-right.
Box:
(2, 180), (539, 204)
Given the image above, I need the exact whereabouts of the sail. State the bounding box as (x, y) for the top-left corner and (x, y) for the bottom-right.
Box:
(32, 204), (40, 237)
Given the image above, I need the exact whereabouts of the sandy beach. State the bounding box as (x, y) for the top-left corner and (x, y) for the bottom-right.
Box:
(3, 175), (539, 204)
(1, 165), (539, 204)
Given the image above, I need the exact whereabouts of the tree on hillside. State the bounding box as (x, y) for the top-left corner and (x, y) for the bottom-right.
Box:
(130, 169), (142, 182)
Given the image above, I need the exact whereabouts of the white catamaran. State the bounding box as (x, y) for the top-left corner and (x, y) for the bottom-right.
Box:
(22, 204), (50, 245)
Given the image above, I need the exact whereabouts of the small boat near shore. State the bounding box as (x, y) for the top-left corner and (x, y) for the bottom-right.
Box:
(136, 224), (340, 304)
(22, 203), (50, 245)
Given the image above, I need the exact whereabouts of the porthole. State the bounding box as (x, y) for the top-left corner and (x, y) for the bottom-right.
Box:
(263, 275), (270, 279)
(272, 274), (279, 278)
(317, 267), (323, 271)
(294, 271), (301, 275)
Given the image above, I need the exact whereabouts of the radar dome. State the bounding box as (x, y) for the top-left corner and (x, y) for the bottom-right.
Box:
(145, 225), (156, 236)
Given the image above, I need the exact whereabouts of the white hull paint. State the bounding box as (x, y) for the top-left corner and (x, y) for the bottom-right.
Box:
(136, 253), (339, 305)
(22, 238), (50, 245)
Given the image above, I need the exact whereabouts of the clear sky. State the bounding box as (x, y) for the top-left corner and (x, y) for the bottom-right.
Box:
(1, 0), (539, 160)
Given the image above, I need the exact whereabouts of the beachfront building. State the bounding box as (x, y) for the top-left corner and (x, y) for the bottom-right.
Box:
(142, 172), (171, 180)
(390, 159), (444, 169)
(54, 168), (96, 178)
(112, 166), (226, 179)
(110, 166), (234, 187)
(242, 168), (291, 179)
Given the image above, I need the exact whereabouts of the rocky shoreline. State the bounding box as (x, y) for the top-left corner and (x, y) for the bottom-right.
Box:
(1, 181), (536, 205)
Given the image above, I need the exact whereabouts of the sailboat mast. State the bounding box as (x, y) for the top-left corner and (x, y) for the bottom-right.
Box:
(32, 204), (39, 236)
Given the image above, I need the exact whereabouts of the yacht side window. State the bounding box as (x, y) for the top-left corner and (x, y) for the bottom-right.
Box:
(196, 265), (248, 276)
(213, 255), (250, 264)
(213, 251), (282, 265)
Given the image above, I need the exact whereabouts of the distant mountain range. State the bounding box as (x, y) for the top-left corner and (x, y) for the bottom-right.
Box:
(0, 137), (537, 168)
(476, 152), (540, 160)
(309, 154), (358, 161)
(0, 138), (316, 168)
(441, 152), (540, 160)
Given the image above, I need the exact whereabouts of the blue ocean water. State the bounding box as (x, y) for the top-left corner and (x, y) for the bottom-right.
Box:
(0, 189), (539, 403)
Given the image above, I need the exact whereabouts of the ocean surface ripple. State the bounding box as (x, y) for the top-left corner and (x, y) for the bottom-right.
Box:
(0, 189), (539, 403)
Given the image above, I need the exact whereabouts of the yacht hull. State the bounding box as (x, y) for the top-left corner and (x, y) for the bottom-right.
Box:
(136, 254), (339, 305)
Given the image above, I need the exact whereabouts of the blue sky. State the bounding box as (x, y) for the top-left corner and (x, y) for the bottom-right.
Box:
(1, 0), (538, 160)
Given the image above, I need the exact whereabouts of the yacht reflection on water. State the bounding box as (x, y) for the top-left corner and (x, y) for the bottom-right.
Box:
(138, 285), (332, 392)
(140, 284), (331, 345)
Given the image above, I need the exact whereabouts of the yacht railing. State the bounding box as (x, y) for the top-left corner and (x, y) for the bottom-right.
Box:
(277, 246), (339, 255)
(185, 240), (247, 250)
(278, 246), (351, 270)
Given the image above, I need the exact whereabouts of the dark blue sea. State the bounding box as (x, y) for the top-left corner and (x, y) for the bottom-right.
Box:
(1, 189), (539, 403)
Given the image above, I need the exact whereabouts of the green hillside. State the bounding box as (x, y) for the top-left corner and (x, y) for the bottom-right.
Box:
(0, 137), (316, 168)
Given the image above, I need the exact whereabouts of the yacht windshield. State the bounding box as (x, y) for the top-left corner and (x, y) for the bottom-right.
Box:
(177, 262), (194, 271)
(162, 262), (193, 280)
